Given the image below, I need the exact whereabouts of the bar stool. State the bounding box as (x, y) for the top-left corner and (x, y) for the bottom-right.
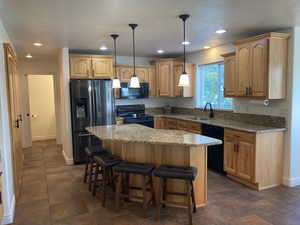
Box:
(153, 165), (198, 225)
(93, 153), (121, 207)
(114, 161), (156, 213)
(83, 146), (108, 191)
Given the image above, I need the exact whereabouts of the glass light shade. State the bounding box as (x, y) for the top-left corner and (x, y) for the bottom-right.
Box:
(112, 78), (121, 88)
(178, 73), (190, 87)
(129, 76), (140, 88)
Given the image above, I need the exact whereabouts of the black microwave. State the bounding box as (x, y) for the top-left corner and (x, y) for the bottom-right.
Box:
(120, 82), (149, 99)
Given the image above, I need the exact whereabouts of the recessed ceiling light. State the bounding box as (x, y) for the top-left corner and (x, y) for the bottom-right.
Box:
(33, 42), (43, 47)
(216, 29), (227, 34)
(26, 54), (33, 58)
(181, 41), (191, 45)
(157, 49), (164, 54)
(100, 45), (108, 51)
(203, 46), (211, 49)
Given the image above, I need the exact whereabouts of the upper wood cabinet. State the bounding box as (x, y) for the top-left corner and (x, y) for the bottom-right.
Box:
(222, 32), (290, 99)
(92, 56), (113, 78)
(70, 55), (92, 78)
(116, 65), (156, 97)
(69, 54), (113, 79)
(222, 52), (236, 97)
(154, 59), (195, 98)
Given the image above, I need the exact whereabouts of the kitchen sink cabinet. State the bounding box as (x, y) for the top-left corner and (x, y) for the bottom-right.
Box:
(224, 128), (284, 190)
(222, 32), (290, 99)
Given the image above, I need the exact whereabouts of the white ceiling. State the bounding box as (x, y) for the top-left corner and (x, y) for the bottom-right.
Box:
(0, 0), (299, 59)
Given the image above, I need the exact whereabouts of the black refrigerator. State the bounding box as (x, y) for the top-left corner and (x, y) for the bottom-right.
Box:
(70, 79), (116, 164)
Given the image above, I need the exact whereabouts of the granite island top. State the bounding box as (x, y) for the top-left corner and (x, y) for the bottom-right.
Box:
(151, 114), (287, 134)
(86, 124), (222, 147)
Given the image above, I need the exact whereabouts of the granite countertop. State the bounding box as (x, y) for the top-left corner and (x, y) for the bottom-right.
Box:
(86, 124), (222, 147)
(152, 114), (287, 134)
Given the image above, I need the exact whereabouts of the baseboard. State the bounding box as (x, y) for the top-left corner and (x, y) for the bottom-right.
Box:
(62, 150), (74, 165)
(32, 135), (56, 141)
(1, 195), (15, 225)
(283, 176), (300, 187)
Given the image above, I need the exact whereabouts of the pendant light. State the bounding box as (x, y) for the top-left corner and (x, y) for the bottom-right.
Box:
(111, 34), (121, 88)
(178, 14), (190, 87)
(129, 24), (140, 88)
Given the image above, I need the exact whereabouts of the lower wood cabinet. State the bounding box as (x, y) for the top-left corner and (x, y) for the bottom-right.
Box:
(154, 117), (201, 134)
(224, 128), (284, 190)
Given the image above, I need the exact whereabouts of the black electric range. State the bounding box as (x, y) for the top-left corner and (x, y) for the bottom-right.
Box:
(116, 104), (154, 128)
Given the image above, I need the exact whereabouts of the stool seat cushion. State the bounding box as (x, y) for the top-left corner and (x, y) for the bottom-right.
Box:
(84, 146), (108, 157)
(153, 165), (198, 180)
(114, 162), (155, 175)
(94, 153), (121, 167)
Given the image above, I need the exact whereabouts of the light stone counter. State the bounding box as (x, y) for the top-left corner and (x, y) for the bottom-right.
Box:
(86, 124), (222, 207)
(86, 124), (222, 147)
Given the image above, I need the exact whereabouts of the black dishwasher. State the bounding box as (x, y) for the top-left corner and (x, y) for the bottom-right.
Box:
(202, 124), (225, 174)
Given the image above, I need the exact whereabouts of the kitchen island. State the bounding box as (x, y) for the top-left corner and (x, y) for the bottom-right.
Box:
(86, 124), (222, 207)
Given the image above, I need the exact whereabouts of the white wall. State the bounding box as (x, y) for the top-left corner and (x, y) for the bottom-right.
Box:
(18, 59), (61, 147)
(59, 48), (73, 164)
(28, 75), (56, 141)
(0, 19), (17, 224)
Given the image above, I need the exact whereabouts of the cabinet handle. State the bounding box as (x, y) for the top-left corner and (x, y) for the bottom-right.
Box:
(249, 87), (252, 95)
(245, 87), (248, 96)
(236, 144), (239, 153)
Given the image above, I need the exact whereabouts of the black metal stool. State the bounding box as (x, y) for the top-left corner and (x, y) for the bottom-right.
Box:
(93, 153), (121, 207)
(114, 162), (156, 213)
(153, 165), (198, 225)
(83, 146), (108, 191)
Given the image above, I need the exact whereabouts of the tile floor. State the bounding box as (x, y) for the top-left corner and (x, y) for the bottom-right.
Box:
(12, 140), (300, 225)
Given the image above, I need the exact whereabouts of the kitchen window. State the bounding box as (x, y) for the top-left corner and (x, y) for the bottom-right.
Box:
(196, 62), (232, 110)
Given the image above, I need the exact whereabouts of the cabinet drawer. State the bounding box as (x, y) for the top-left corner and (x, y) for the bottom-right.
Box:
(176, 120), (187, 131)
(224, 128), (255, 143)
(166, 118), (177, 129)
(186, 121), (202, 133)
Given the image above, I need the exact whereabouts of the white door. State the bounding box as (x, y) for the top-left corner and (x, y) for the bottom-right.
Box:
(28, 75), (56, 141)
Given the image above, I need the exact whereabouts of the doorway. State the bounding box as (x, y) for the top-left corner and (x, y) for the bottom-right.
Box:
(27, 75), (56, 142)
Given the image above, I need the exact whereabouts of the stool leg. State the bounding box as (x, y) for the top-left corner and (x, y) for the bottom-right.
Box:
(191, 181), (196, 213)
(102, 167), (107, 207)
(115, 173), (122, 211)
(186, 181), (193, 225)
(142, 175), (148, 211)
(156, 178), (162, 219)
(88, 159), (95, 191)
(162, 178), (167, 208)
(83, 157), (89, 183)
(149, 175), (156, 206)
(92, 163), (99, 196)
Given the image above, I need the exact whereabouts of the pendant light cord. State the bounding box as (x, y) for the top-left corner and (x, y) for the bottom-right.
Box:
(114, 37), (117, 78)
(133, 26), (136, 76)
(183, 19), (186, 74)
(111, 34), (119, 79)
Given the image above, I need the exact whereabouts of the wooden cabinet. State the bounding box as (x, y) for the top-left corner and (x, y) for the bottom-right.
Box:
(154, 59), (195, 98)
(116, 65), (156, 97)
(70, 54), (113, 79)
(154, 117), (201, 134)
(224, 128), (284, 190)
(92, 56), (113, 78)
(156, 60), (174, 97)
(222, 32), (290, 99)
(222, 52), (236, 97)
(70, 55), (92, 78)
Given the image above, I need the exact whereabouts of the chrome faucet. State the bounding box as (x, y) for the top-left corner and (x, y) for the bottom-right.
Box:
(203, 103), (214, 118)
